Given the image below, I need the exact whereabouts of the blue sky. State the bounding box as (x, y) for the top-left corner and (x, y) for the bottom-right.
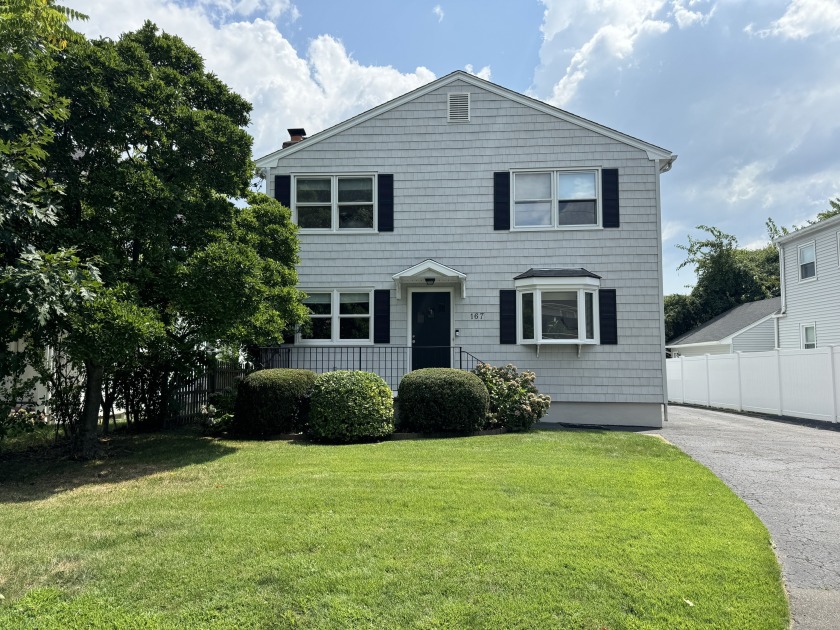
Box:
(71, 0), (840, 294)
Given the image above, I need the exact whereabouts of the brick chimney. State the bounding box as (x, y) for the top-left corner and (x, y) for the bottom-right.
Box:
(282, 127), (307, 148)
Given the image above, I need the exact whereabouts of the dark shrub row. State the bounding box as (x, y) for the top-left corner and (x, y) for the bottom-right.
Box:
(231, 364), (550, 441)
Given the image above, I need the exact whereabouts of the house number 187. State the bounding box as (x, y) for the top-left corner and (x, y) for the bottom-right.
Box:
(470, 312), (485, 320)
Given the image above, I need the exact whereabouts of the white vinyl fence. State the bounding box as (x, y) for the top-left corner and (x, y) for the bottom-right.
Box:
(667, 347), (840, 423)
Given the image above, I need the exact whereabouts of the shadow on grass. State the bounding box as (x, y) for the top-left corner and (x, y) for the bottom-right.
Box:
(0, 429), (237, 504)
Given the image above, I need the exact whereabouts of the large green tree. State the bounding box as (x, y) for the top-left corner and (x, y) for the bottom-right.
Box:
(39, 21), (305, 456)
(0, 0), (98, 423)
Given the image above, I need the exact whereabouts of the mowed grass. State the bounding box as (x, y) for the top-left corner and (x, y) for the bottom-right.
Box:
(0, 429), (787, 629)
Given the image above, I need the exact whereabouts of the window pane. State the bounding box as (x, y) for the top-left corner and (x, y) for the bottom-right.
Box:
(804, 326), (816, 348)
(801, 262), (816, 279)
(296, 178), (331, 203)
(557, 200), (597, 226)
(799, 244), (815, 264)
(339, 292), (370, 315)
(585, 292), (594, 339)
(541, 291), (578, 340)
(302, 318), (331, 340)
(557, 172), (596, 199)
(338, 205), (374, 229)
(338, 178), (373, 202)
(514, 201), (552, 227)
(304, 293), (331, 315)
(298, 206), (332, 229)
(340, 317), (370, 340)
(514, 173), (551, 200)
(522, 292), (535, 340)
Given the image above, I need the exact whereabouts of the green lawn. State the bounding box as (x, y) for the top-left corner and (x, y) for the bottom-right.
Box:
(0, 429), (788, 629)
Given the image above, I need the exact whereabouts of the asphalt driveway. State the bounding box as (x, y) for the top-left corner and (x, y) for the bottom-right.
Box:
(657, 406), (840, 629)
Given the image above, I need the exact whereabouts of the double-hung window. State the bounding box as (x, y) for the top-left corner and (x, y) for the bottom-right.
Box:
(300, 290), (373, 343)
(513, 170), (600, 229)
(295, 175), (375, 231)
(798, 241), (816, 280)
(801, 323), (817, 349)
(515, 273), (600, 344)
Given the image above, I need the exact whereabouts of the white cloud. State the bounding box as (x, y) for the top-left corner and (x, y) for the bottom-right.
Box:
(661, 220), (686, 242)
(754, 0), (840, 40)
(433, 4), (444, 22)
(538, 1), (672, 106)
(671, 0), (716, 29)
(464, 64), (491, 80)
(70, 1), (435, 159)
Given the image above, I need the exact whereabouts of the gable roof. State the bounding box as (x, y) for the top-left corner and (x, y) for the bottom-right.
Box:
(255, 70), (677, 171)
(773, 213), (840, 246)
(667, 297), (782, 346)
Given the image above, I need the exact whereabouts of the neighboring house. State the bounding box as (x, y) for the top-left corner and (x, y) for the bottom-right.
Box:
(666, 297), (781, 357)
(255, 71), (676, 427)
(774, 214), (840, 349)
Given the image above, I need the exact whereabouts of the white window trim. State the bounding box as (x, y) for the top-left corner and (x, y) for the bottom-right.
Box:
(797, 240), (817, 282)
(801, 322), (817, 350)
(297, 289), (374, 345)
(514, 277), (601, 345)
(293, 174), (377, 233)
(510, 168), (602, 231)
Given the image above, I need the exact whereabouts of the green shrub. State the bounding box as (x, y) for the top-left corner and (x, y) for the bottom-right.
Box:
(232, 369), (317, 436)
(308, 371), (394, 443)
(208, 380), (240, 416)
(472, 363), (551, 432)
(397, 368), (489, 433)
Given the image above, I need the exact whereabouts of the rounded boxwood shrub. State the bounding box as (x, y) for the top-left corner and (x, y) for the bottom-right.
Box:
(397, 368), (490, 434)
(232, 368), (317, 436)
(307, 371), (394, 443)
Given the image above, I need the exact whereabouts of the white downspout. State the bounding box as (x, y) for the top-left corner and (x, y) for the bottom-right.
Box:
(654, 158), (669, 422)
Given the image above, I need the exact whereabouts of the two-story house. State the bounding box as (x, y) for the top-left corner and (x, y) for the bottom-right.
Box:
(774, 214), (840, 349)
(255, 71), (676, 427)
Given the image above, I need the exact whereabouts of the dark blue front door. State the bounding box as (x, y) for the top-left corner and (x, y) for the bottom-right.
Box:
(411, 292), (451, 369)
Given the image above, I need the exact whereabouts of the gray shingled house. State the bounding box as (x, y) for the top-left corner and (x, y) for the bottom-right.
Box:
(666, 297), (781, 357)
(255, 71), (676, 427)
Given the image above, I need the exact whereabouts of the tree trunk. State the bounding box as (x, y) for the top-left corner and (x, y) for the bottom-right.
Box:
(75, 361), (103, 459)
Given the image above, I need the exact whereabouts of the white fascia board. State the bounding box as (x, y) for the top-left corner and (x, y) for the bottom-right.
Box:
(773, 214), (840, 245)
(255, 71), (676, 168)
(514, 276), (601, 291)
(392, 259), (467, 299)
(666, 340), (728, 350)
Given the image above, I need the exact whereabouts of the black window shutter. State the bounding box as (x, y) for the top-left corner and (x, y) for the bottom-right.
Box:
(500, 289), (516, 344)
(494, 172), (510, 230)
(275, 175), (291, 209)
(602, 169), (619, 228)
(599, 289), (618, 344)
(377, 174), (394, 232)
(373, 289), (390, 343)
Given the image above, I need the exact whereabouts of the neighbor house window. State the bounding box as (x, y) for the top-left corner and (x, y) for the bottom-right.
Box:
(801, 324), (816, 349)
(515, 272), (600, 344)
(295, 175), (375, 231)
(301, 290), (372, 343)
(513, 170), (599, 229)
(798, 241), (816, 280)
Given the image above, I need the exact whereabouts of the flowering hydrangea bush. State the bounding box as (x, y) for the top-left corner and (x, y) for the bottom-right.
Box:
(472, 363), (551, 432)
(1, 406), (48, 443)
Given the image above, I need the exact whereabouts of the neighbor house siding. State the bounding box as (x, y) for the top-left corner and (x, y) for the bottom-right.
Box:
(732, 318), (775, 353)
(674, 344), (731, 358)
(267, 79), (665, 407)
(778, 226), (840, 349)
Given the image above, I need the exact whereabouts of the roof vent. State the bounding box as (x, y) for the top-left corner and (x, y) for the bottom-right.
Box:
(448, 93), (470, 122)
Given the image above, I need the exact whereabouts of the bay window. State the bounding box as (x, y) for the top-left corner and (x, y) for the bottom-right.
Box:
(301, 290), (373, 343)
(295, 175), (375, 231)
(514, 272), (601, 344)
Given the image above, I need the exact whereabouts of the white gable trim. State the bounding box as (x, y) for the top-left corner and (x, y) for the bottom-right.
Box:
(392, 259), (466, 299)
(255, 71), (676, 170)
(721, 312), (778, 344)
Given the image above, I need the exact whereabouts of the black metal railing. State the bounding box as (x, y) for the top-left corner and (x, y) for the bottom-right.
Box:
(258, 346), (483, 390)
